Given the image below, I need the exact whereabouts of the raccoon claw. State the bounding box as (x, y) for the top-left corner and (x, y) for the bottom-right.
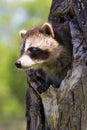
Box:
(26, 69), (46, 82)
(26, 69), (37, 82)
(26, 69), (51, 94)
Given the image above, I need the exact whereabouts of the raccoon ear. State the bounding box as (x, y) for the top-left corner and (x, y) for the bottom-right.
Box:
(19, 30), (27, 38)
(41, 22), (54, 37)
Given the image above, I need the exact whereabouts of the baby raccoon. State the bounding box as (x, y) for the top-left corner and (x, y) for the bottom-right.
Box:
(15, 22), (73, 87)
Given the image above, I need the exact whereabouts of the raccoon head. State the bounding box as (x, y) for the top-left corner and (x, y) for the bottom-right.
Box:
(15, 22), (63, 69)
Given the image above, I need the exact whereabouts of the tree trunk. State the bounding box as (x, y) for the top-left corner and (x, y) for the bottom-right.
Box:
(26, 0), (87, 130)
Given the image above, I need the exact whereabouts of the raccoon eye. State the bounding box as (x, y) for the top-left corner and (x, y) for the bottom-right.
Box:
(28, 47), (37, 53)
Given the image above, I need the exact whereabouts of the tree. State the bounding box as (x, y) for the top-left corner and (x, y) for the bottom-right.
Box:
(26, 0), (87, 130)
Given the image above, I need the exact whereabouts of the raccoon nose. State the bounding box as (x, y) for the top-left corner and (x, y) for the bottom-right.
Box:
(15, 61), (22, 68)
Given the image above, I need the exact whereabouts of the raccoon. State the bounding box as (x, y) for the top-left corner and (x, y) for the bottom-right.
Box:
(15, 22), (73, 88)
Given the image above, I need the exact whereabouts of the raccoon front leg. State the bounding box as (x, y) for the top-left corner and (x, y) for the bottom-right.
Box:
(26, 69), (50, 94)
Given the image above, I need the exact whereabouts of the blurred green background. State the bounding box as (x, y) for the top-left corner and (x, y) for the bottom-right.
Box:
(0, 0), (51, 129)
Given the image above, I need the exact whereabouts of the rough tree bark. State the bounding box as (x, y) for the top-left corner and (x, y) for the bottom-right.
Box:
(26, 0), (87, 130)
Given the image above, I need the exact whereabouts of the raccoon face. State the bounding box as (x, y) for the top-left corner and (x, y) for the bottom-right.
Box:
(15, 22), (61, 69)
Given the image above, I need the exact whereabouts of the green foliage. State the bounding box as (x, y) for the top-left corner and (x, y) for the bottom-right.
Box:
(0, 0), (52, 129)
